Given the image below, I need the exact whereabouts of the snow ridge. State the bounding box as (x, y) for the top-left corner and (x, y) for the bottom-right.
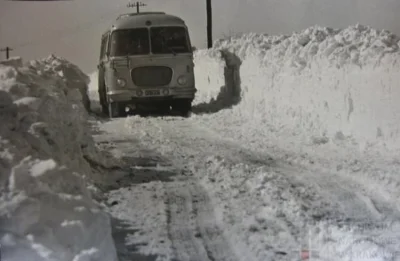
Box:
(198, 24), (400, 153)
(0, 56), (118, 261)
(214, 24), (400, 67)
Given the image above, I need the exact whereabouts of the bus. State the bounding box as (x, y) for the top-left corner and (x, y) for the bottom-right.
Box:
(97, 12), (197, 117)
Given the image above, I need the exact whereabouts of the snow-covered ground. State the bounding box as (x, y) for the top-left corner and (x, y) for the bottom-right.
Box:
(101, 24), (400, 261)
(0, 56), (121, 261)
(2, 23), (400, 261)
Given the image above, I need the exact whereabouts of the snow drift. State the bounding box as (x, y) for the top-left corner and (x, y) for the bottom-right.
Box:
(0, 56), (119, 261)
(192, 50), (226, 106)
(189, 24), (400, 260)
(195, 24), (400, 153)
(193, 49), (242, 114)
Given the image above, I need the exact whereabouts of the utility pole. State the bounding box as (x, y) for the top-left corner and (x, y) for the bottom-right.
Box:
(127, 1), (147, 13)
(206, 0), (212, 48)
(0, 46), (13, 59)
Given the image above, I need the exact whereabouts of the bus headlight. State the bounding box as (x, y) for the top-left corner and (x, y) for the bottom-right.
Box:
(177, 75), (187, 86)
(117, 78), (126, 87)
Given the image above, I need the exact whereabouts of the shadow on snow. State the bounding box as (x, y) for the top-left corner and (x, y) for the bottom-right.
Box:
(111, 217), (159, 261)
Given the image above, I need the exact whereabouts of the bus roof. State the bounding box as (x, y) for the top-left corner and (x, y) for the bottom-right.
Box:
(108, 12), (186, 31)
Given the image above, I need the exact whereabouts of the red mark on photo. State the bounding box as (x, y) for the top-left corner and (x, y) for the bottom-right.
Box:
(301, 249), (310, 260)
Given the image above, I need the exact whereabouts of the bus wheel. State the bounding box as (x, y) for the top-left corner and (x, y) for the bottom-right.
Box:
(157, 102), (171, 114)
(99, 84), (108, 115)
(173, 99), (192, 117)
(108, 102), (127, 118)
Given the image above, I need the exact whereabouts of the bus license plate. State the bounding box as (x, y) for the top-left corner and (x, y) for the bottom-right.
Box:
(144, 90), (161, 96)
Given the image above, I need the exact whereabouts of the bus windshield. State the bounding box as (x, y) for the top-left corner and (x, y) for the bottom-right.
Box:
(110, 28), (150, 56)
(150, 26), (190, 54)
(109, 26), (190, 56)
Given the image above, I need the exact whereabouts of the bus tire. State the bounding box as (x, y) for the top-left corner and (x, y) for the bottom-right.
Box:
(108, 102), (127, 118)
(99, 84), (108, 115)
(173, 99), (192, 117)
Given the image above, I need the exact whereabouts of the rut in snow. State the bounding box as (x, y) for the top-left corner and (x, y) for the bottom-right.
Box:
(165, 180), (238, 261)
(100, 123), (240, 261)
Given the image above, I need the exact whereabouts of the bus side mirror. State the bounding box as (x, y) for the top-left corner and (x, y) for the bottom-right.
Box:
(192, 46), (197, 51)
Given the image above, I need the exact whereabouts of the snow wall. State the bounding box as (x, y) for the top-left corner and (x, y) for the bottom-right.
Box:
(194, 24), (400, 152)
(0, 56), (119, 261)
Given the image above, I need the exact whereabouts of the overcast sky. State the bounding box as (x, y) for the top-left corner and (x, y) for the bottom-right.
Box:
(1, 0), (400, 73)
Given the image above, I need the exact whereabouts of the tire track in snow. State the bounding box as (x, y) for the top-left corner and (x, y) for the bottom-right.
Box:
(164, 180), (240, 261)
(127, 117), (299, 261)
(113, 115), (400, 260)
(182, 118), (398, 222)
(132, 117), (400, 256)
(164, 182), (208, 261)
(189, 183), (238, 261)
(276, 164), (396, 222)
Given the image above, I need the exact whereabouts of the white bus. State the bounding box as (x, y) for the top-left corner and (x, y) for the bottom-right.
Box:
(98, 12), (197, 117)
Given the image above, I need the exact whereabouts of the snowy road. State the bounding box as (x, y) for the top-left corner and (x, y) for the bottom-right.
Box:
(85, 26), (400, 261)
(94, 114), (400, 261)
(95, 116), (242, 261)
(3, 24), (400, 261)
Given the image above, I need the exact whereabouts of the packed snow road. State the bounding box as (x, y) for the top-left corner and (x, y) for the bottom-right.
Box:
(95, 116), (242, 261)
(3, 24), (400, 261)
(94, 114), (400, 261)
(87, 25), (400, 261)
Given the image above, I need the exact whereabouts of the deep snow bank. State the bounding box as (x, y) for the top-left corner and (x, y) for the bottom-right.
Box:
(88, 72), (101, 112)
(0, 56), (119, 261)
(198, 24), (400, 152)
(193, 49), (226, 106)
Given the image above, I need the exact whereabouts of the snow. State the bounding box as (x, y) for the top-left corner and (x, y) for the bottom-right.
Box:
(195, 24), (400, 154)
(2, 22), (400, 261)
(72, 248), (99, 261)
(30, 159), (57, 177)
(107, 182), (173, 259)
(95, 24), (400, 260)
(0, 56), (119, 261)
(88, 71), (100, 112)
(189, 25), (400, 225)
(193, 49), (226, 106)
(115, 111), (400, 260)
(188, 24), (400, 260)
(60, 220), (84, 227)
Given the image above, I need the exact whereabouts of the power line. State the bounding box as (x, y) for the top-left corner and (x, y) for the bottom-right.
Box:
(127, 1), (147, 13)
(0, 47), (13, 59)
(206, 0), (212, 48)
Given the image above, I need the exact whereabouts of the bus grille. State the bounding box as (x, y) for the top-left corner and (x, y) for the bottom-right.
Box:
(131, 66), (173, 87)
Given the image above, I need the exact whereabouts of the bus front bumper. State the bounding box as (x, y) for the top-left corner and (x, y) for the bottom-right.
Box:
(107, 87), (197, 103)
